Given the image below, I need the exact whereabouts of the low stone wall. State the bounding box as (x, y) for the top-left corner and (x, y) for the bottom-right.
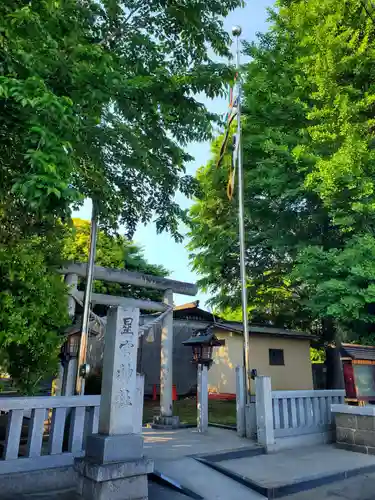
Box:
(332, 404), (375, 455)
(0, 466), (76, 497)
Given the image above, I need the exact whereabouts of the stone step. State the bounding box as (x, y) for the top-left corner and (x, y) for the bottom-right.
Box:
(205, 444), (375, 498)
(285, 472), (375, 500)
(154, 457), (265, 500)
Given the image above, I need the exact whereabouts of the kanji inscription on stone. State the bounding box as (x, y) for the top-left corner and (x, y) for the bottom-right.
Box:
(99, 306), (139, 435)
(121, 317), (133, 335)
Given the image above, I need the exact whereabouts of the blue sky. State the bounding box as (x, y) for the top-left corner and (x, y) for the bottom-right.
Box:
(74, 1), (274, 308)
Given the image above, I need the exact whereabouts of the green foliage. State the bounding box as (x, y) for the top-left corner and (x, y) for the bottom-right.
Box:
(189, 23), (333, 331)
(63, 218), (168, 302)
(281, 0), (375, 339)
(310, 348), (325, 364)
(189, 0), (375, 343)
(0, 236), (69, 394)
(0, 0), (242, 238)
(279, 0), (375, 231)
(355, 333), (375, 346)
(292, 235), (375, 337)
(0, 0), (243, 392)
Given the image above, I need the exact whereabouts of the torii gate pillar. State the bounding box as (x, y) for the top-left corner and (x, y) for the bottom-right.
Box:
(153, 289), (180, 428)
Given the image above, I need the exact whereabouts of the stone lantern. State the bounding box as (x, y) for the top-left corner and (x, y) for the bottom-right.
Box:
(183, 326), (224, 432)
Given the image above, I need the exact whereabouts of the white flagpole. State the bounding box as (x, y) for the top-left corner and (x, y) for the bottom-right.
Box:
(232, 26), (251, 404)
(75, 201), (98, 395)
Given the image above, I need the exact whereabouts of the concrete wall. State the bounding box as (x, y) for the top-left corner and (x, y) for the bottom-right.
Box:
(333, 405), (375, 455)
(209, 333), (313, 394)
(208, 332), (243, 395)
(249, 335), (313, 391)
(0, 466), (76, 497)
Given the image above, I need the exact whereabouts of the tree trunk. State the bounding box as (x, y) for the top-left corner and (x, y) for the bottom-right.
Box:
(325, 345), (344, 390)
(322, 318), (344, 390)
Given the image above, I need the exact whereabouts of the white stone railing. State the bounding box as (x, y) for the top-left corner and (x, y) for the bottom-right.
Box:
(272, 389), (345, 438)
(0, 395), (100, 475)
(255, 376), (346, 451)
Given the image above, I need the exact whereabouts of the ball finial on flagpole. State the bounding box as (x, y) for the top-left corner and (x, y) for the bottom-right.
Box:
(232, 25), (242, 37)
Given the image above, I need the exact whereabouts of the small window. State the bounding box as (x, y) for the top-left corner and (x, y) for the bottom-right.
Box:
(269, 349), (284, 366)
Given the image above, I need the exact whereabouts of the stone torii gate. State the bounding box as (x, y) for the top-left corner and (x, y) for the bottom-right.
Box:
(59, 263), (197, 427)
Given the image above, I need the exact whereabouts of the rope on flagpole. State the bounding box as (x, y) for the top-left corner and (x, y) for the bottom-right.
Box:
(216, 67), (241, 200)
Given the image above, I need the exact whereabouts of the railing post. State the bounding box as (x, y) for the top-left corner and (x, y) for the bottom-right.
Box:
(4, 410), (23, 460)
(26, 408), (46, 458)
(68, 407), (86, 453)
(48, 408), (67, 455)
(133, 374), (144, 434)
(197, 365), (208, 433)
(236, 366), (246, 437)
(255, 376), (275, 451)
(245, 401), (257, 439)
(84, 405), (99, 447)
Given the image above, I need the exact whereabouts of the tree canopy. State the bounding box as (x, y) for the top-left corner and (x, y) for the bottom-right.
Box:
(189, 0), (375, 344)
(0, 0), (242, 239)
(0, 0), (243, 391)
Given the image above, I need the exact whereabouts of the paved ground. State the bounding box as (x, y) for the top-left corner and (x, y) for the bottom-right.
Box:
(287, 472), (375, 500)
(145, 429), (375, 499)
(11, 429), (375, 499)
(145, 427), (264, 499)
(12, 474), (375, 499)
(148, 481), (189, 499)
(143, 427), (258, 460)
(8, 469), (375, 500)
(217, 445), (375, 488)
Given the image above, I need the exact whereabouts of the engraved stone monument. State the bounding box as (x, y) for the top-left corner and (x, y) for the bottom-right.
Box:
(75, 306), (153, 500)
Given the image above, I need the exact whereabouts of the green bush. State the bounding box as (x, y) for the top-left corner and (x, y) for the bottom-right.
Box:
(0, 236), (69, 394)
